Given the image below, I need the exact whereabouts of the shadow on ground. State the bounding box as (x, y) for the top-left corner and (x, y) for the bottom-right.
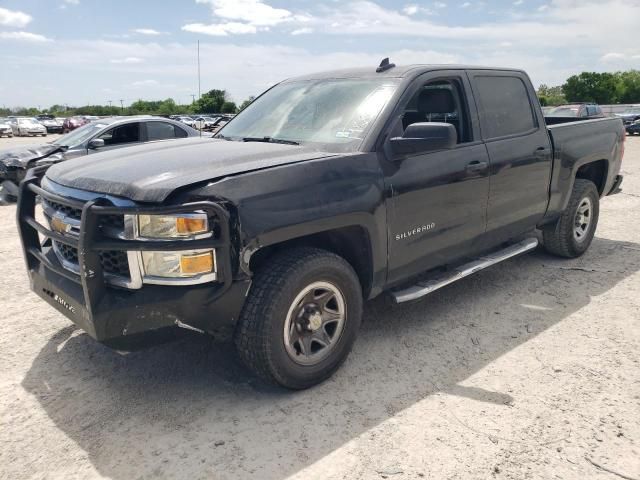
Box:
(21, 237), (640, 479)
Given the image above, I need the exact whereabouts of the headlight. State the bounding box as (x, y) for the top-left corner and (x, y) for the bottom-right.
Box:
(137, 213), (209, 239)
(141, 249), (216, 278)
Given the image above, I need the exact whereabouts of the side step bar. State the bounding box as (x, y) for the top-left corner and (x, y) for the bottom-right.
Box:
(391, 238), (539, 303)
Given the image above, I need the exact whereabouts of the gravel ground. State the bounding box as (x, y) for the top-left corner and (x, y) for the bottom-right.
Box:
(0, 135), (638, 480)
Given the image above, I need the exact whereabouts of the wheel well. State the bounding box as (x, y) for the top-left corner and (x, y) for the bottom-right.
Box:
(576, 160), (608, 195)
(248, 226), (374, 297)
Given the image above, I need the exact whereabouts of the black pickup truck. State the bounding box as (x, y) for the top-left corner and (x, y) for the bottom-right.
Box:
(17, 61), (625, 389)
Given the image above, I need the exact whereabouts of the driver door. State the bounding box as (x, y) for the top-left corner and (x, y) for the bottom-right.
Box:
(384, 72), (490, 284)
(88, 122), (143, 154)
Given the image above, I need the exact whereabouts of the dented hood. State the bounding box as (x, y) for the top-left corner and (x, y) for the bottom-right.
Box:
(46, 137), (337, 202)
(0, 143), (65, 168)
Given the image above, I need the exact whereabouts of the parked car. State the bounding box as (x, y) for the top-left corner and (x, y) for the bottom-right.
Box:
(616, 105), (640, 125)
(544, 103), (605, 124)
(0, 118), (13, 138)
(16, 62), (625, 389)
(179, 116), (197, 128)
(62, 116), (89, 133)
(626, 119), (640, 135)
(36, 114), (63, 134)
(193, 116), (219, 131)
(12, 118), (47, 137)
(210, 116), (229, 133)
(0, 116), (199, 202)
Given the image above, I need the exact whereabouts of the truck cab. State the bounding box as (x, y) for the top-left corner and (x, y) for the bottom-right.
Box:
(17, 61), (625, 389)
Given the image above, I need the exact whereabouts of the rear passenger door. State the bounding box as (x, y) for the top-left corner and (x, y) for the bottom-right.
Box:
(468, 70), (552, 243)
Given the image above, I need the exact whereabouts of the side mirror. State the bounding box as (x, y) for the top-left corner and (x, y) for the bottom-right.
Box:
(88, 138), (105, 149)
(390, 122), (457, 158)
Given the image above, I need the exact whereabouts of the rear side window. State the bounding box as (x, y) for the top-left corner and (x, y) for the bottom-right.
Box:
(146, 121), (187, 141)
(474, 76), (536, 139)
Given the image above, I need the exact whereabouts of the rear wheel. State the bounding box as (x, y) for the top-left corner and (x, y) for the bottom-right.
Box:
(234, 247), (363, 389)
(543, 179), (599, 258)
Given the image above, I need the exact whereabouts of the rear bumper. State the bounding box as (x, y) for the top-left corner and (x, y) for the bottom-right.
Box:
(17, 171), (248, 349)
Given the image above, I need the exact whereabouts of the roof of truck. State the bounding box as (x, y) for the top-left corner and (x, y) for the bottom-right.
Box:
(283, 64), (526, 82)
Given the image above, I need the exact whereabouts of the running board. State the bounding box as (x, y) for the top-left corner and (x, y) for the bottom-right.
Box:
(391, 238), (539, 303)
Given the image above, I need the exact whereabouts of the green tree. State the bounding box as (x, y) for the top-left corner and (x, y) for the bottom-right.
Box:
(562, 72), (621, 104)
(221, 101), (237, 113)
(239, 96), (255, 111)
(616, 70), (640, 104)
(194, 89), (227, 113)
(537, 84), (566, 106)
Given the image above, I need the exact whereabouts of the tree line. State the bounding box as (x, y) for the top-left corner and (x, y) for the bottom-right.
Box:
(2, 70), (639, 117)
(538, 69), (640, 106)
(1, 89), (255, 118)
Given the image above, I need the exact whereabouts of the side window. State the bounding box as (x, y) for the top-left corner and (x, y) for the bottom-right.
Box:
(98, 123), (141, 146)
(146, 122), (189, 141)
(474, 76), (536, 139)
(402, 78), (472, 143)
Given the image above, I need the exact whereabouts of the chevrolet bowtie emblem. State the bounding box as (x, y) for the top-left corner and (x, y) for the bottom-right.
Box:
(50, 214), (72, 234)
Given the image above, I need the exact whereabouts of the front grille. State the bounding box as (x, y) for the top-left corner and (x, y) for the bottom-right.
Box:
(43, 199), (125, 231)
(45, 196), (131, 281)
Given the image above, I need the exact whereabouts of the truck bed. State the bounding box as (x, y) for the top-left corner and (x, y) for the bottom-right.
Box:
(545, 116), (624, 218)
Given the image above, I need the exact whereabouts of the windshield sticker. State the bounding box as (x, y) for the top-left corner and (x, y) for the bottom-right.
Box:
(335, 131), (351, 138)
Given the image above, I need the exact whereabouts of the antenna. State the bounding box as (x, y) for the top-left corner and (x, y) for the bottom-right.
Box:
(197, 40), (201, 100)
(376, 57), (396, 73)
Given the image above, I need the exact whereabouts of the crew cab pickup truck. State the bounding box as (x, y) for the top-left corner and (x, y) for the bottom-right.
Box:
(17, 61), (625, 389)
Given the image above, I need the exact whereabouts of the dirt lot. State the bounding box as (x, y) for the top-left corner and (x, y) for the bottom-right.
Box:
(0, 135), (638, 480)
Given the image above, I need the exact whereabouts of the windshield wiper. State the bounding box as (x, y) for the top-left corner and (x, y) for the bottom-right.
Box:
(242, 136), (299, 146)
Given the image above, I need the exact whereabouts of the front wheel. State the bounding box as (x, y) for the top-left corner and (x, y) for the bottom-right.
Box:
(543, 179), (599, 258)
(234, 247), (363, 389)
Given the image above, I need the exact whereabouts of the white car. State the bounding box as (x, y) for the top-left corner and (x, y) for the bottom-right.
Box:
(0, 118), (12, 138)
(12, 118), (47, 137)
(193, 116), (219, 130)
(177, 116), (197, 128)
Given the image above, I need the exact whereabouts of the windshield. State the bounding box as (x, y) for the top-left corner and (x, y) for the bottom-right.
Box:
(219, 78), (400, 152)
(547, 106), (579, 117)
(52, 122), (109, 147)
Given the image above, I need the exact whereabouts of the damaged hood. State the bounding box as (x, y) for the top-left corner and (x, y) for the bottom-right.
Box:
(46, 137), (337, 202)
(0, 143), (65, 169)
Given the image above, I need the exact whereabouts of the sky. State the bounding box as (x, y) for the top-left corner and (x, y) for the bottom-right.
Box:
(0, 0), (639, 108)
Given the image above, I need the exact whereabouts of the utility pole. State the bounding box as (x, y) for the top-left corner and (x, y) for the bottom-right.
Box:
(108, 100), (113, 108)
(120, 99), (124, 113)
(191, 94), (196, 104)
(197, 40), (201, 100)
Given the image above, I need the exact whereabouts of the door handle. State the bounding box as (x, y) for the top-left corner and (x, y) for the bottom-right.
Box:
(466, 160), (488, 172)
(534, 146), (551, 157)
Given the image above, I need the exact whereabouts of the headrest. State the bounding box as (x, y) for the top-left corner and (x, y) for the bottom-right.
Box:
(418, 88), (455, 114)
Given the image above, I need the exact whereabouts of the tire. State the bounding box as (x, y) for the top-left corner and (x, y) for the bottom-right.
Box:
(543, 179), (599, 258)
(234, 247), (363, 389)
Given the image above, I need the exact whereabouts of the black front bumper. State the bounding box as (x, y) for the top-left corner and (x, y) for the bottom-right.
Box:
(17, 172), (249, 349)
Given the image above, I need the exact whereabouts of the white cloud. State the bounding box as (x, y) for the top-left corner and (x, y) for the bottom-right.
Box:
(195, 0), (293, 26)
(110, 57), (144, 64)
(131, 80), (159, 87)
(460, 2), (471, 7)
(0, 31), (50, 42)
(537, 4), (549, 11)
(291, 27), (313, 35)
(433, 1), (447, 8)
(182, 22), (258, 36)
(403, 4), (419, 15)
(0, 7), (32, 28)
(513, 0), (524, 5)
(132, 28), (165, 35)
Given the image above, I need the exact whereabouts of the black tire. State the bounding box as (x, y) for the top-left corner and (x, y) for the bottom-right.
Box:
(543, 179), (599, 258)
(234, 247), (363, 389)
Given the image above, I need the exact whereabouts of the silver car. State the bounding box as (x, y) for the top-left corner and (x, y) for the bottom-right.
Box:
(12, 118), (47, 137)
(0, 118), (12, 138)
